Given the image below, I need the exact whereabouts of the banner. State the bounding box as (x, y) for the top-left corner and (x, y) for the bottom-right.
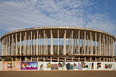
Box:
(38, 62), (51, 70)
(1, 62), (115, 71)
(104, 63), (113, 70)
(58, 62), (66, 70)
(21, 62), (38, 70)
(2, 62), (20, 71)
(83, 62), (91, 70)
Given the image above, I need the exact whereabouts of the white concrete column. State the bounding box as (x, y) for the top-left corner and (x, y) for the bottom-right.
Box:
(23, 32), (25, 55)
(105, 36), (107, 56)
(2, 39), (3, 56)
(2, 38), (5, 55)
(27, 35), (30, 55)
(12, 34), (14, 55)
(78, 30), (80, 55)
(37, 57), (38, 62)
(41, 38), (42, 55)
(9, 35), (10, 55)
(31, 31), (33, 55)
(74, 38), (75, 54)
(25, 32), (27, 55)
(3, 38), (4, 55)
(90, 57), (92, 62)
(108, 37), (110, 56)
(57, 30), (59, 55)
(20, 32), (22, 55)
(106, 36), (108, 56)
(84, 57), (86, 61)
(45, 33), (47, 55)
(39, 34), (40, 55)
(71, 57), (73, 62)
(50, 30), (53, 55)
(4, 38), (6, 55)
(57, 57), (59, 62)
(43, 57), (45, 62)
(3, 39), (4, 56)
(71, 30), (73, 55)
(36, 30), (38, 55)
(44, 30), (45, 55)
(110, 37), (113, 61)
(64, 57), (66, 62)
(6, 36), (8, 55)
(87, 35), (89, 55)
(46, 36), (48, 55)
(104, 36), (106, 55)
(24, 32), (27, 55)
(78, 57), (80, 61)
(68, 35), (70, 55)
(99, 34), (101, 55)
(92, 34), (93, 55)
(33, 34), (35, 55)
(112, 38), (114, 56)
(90, 32), (93, 55)
(103, 35), (105, 56)
(84, 31), (86, 55)
(76, 34), (77, 55)
(63, 30), (66, 55)
(81, 33), (83, 55)
(95, 57), (97, 62)
(100, 36), (103, 55)
(110, 37), (112, 56)
(95, 33), (97, 55)
(50, 57), (52, 62)
(31, 57), (32, 62)
(3, 39), (5, 56)
(101, 35), (103, 55)
(15, 33), (18, 55)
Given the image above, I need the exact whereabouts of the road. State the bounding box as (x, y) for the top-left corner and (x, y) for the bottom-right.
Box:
(0, 71), (116, 77)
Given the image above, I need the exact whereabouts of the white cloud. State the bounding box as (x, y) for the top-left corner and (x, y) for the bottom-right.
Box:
(0, 0), (115, 36)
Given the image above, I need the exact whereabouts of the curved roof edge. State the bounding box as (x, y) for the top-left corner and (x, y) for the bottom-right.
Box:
(0, 27), (116, 40)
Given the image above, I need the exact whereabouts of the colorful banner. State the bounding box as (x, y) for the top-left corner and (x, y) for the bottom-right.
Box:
(21, 62), (38, 70)
(2, 62), (20, 71)
(58, 62), (66, 70)
(84, 62), (91, 70)
(91, 63), (94, 69)
(105, 63), (113, 69)
(51, 64), (58, 70)
(0, 62), (115, 71)
(47, 63), (51, 69)
(97, 63), (101, 69)
(65, 62), (79, 70)
(78, 63), (82, 70)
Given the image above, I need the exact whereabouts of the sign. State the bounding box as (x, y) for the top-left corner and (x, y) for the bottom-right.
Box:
(21, 62), (38, 70)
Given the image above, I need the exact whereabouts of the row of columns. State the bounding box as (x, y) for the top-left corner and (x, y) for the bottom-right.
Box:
(1, 30), (115, 57)
(1, 56), (113, 62)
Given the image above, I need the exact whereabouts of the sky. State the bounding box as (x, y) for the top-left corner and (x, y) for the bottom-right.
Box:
(0, 0), (116, 55)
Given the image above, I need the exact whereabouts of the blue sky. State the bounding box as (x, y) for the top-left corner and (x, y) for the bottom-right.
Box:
(0, 0), (116, 55)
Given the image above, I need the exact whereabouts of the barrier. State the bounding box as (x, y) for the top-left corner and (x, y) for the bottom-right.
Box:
(21, 62), (38, 70)
(0, 62), (115, 71)
(2, 62), (20, 71)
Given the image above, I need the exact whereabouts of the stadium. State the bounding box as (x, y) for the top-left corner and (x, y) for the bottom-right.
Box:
(0, 27), (115, 62)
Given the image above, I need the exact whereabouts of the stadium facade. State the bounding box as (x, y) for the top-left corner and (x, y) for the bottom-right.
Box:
(0, 27), (115, 62)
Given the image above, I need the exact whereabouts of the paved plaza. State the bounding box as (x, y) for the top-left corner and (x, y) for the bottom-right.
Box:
(0, 71), (116, 77)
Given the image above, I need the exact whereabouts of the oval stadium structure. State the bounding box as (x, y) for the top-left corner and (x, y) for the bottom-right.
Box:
(0, 27), (115, 62)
